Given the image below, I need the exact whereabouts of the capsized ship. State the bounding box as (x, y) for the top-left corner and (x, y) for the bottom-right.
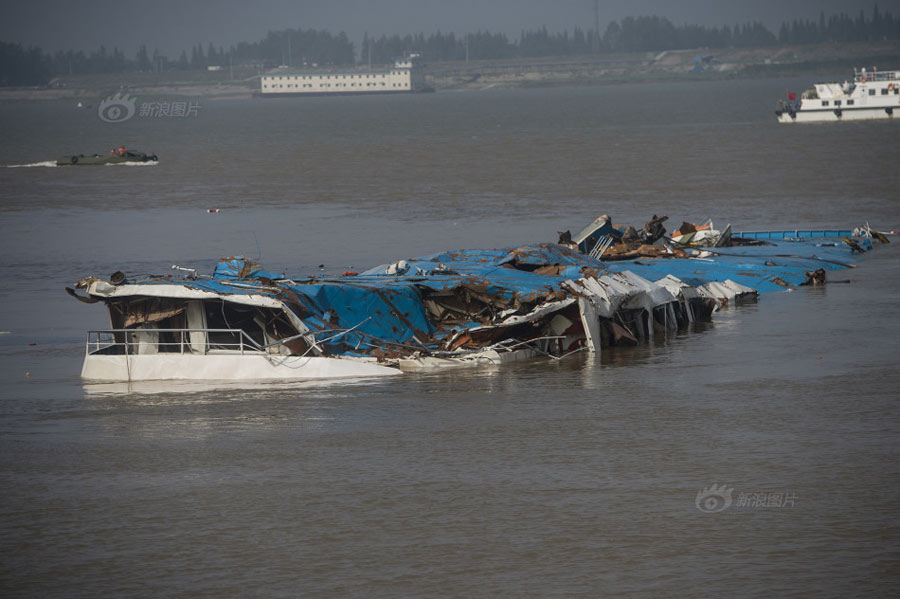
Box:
(776, 67), (900, 123)
(68, 215), (888, 383)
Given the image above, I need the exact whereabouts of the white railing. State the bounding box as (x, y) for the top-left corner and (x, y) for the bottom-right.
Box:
(86, 329), (264, 356)
(589, 234), (614, 259)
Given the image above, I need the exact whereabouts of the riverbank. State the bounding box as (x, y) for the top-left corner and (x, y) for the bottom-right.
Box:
(1, 40), (897, 101)
(0, 66), (261, 102)
(431, 41), (900, 91)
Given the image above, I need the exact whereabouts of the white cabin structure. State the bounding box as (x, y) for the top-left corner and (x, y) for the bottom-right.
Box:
(259, 53), (429, 97)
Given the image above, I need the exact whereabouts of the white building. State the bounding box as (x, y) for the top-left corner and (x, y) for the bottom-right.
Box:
(260, 54), (429, 97)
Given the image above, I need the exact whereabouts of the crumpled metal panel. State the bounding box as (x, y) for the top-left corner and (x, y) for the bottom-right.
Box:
(295, 282), (434, 352)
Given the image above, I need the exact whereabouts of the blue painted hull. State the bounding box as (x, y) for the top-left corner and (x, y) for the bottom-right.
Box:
(734, 230), (854, 240)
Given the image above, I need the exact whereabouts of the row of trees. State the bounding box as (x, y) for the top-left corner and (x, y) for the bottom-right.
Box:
(358, 7), (899, 64)
(2, 7), (899, 86)
(779, 6), (899, 44)
(232, 29), (355, 68)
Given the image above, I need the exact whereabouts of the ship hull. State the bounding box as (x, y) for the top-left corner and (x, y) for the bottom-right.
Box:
(82, 353), (401, 382)
(777, 105), (897, 123)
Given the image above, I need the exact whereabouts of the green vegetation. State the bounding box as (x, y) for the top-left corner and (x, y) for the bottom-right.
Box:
(2, 7), (899, 87)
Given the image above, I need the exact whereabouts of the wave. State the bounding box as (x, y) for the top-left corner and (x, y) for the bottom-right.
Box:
(4, 160), (158, 168)
(4, 161), (57, 168)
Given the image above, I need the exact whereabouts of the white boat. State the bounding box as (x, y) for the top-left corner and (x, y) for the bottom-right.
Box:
(776, 67), (900, 123)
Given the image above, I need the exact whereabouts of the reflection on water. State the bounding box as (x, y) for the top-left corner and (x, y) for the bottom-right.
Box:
(1, 79), (899, 597)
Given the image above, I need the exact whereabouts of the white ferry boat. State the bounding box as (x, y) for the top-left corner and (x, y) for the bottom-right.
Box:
(776, 67), (900, 123)
(259, 53), (430, 97)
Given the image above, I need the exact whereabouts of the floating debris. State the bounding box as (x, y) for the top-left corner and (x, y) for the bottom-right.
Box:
(67, 216), (890, 383)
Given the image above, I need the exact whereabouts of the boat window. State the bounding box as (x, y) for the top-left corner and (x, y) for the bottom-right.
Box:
(882, 89), (889, 95)
(204, 301), (265, 349)
(847, 99), (854, 105)
(895, 88), (899, 95)
(835, 100), (842, 106)
(870, 89), (876, 96)
(822, 100), (829, 106)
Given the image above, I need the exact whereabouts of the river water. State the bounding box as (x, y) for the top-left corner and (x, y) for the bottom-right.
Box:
(1, 77), (899, 597)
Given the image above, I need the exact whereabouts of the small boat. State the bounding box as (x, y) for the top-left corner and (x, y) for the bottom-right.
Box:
(776, 67), (900, 123)
(56, 150), (158, 166)
(67, 216), (888, 384)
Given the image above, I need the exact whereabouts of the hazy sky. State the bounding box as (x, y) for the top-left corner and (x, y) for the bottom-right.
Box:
(1, 0), (896, 56)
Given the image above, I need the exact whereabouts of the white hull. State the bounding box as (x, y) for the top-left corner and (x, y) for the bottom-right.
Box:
(777, 106), (897, 123)
(82, 353), (401, 382)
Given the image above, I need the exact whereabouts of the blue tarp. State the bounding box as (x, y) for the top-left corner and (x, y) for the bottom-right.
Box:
(115, 236), (870, 355)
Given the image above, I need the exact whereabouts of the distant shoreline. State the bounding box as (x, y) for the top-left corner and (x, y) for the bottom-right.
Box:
(2, 40), (897, 102)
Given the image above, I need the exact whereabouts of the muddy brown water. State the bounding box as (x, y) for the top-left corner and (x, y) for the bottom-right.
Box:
(1, 77), (899, 597)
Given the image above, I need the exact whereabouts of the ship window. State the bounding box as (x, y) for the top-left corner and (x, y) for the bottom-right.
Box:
(835, 100), (842, 106)
(203, 301), (265, 350)
(869, 89), (876, 96)
(895, 88), (899, 95)
(821, 100), (829, 106)
(882, 88), (889, 95)
(847, 99), (854, 105)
